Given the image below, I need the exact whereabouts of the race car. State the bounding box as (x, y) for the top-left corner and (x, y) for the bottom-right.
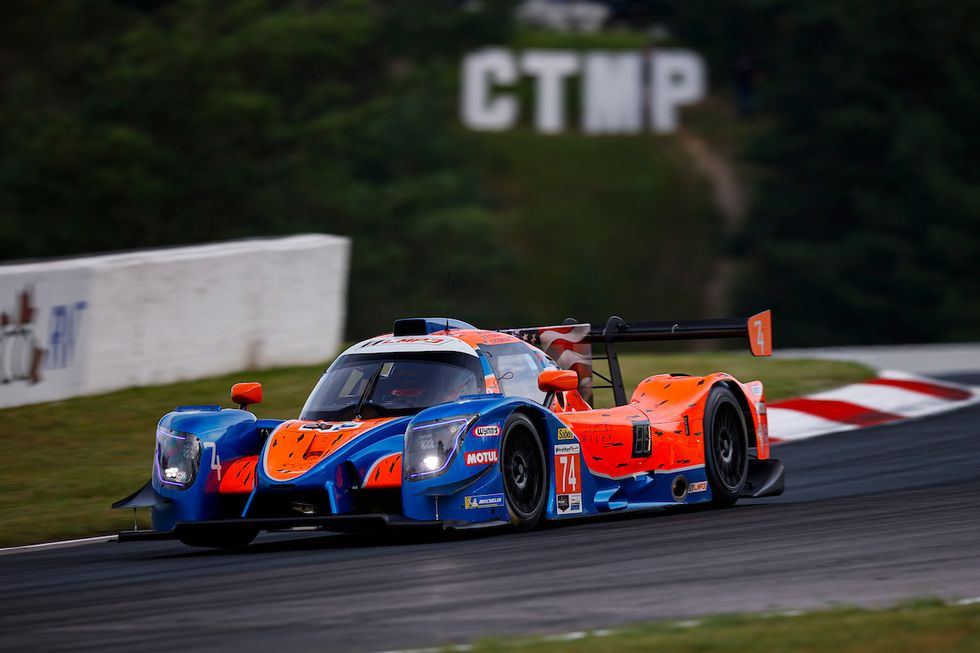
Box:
(114, 312), (784, 548)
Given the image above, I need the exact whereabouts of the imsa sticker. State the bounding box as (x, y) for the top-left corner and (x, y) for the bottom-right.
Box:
(464, 494), (504, 509)
(557, 493), (582, 515)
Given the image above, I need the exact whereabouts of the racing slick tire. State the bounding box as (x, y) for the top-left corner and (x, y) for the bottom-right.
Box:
(177, 526), (258, 549)
(501, 413), (547, 531)
(703, 386), (749, 507)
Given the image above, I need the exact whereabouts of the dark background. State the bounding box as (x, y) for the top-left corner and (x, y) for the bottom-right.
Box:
(1, 0), (977, 344)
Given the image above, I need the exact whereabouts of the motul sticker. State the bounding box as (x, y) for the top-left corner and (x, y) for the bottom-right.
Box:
(689, 481), (708, 493)
(556, 427), (575, 440)
(465, 449), (498, 466)
(473, 425), (500, 437)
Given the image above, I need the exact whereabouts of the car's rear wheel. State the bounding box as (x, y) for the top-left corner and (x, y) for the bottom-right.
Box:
(704, 386), (749, 507)
(501, 413), (547, 530)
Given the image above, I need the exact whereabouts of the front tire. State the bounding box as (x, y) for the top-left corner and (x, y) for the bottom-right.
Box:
(703, 386), (749, 506)
(500, 413), (547, 530)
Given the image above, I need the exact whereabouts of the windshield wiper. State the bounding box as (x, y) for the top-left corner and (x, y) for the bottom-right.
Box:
(354, 363), (385, 420)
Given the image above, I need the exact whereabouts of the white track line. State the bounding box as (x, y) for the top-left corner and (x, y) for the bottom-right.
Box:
(0, 535), (116, 556)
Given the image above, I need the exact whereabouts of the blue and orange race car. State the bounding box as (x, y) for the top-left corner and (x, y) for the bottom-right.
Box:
(114, 312), (784, 548)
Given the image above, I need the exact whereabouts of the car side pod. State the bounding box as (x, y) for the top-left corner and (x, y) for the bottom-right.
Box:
(740, 458), (785, 498)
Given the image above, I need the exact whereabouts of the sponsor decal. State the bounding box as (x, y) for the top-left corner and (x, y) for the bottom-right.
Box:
(554, 443), (580, 456)
(554, 443), (581, 515)
(751, 385), (763, 396)
(473, 425), (500, 437)
(464, 494), (504, 509)
(556, 427), (575, 441)
(465, 449), (498, 466)
(299, 421), (359, 432)
(557, 493), (582, 515)
(359, 336), (451, 348)
(689, 481), (708, 493)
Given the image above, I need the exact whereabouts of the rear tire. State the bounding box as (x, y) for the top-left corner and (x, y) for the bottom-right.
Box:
(703, 386), (749, 507)
(501, 413), (547, 531)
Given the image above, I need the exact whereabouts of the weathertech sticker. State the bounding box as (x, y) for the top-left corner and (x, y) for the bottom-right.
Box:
(689, 481), (708, 493)
(464, 494), (504, 509)
(465, 450), (498, 466)
(554, 443), (581, 514)
(557, 493), (582, 515)
(473, 425), (500, 437)
(556, 427), (575, 440)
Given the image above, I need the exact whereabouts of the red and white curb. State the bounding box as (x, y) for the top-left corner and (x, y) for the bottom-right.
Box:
(767, 370), (980, 443)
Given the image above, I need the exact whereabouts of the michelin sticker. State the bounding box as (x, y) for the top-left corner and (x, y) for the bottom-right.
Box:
(464, 494), (504, 509)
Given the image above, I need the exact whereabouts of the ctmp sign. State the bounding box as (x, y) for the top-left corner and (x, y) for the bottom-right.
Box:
(461, 48), (706, 134)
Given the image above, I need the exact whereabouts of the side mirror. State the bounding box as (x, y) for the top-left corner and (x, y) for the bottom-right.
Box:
(231, 382), (262, 410)
(538, 369), (578, 393)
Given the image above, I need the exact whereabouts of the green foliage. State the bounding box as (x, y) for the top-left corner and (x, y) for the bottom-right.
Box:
(683, 0), (980, 345)
(0, 0), (516, 336)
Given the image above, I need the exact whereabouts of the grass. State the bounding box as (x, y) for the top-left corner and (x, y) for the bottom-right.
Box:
(0, 353), (871, 546)
(462, 600), (980, 653)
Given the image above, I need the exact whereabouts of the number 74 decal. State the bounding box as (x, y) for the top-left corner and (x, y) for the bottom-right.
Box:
(554, 443), (581, 494)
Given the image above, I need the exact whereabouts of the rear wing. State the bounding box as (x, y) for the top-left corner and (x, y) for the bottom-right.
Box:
(501, 310), (771, 407)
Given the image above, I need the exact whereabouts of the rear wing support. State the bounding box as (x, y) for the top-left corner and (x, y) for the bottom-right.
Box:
(500, 310), (770, 407)
(577, 310), (772, 406)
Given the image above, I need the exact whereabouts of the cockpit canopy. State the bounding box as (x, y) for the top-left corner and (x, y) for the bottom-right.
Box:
(299, 332), (559, 421)
(300, 351), (485, 421)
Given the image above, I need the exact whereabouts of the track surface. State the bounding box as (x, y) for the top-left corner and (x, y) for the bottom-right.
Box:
(2, 374), (979, 653)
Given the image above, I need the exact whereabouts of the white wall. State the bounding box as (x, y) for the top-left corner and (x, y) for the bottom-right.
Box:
(0, 234), (349, 409)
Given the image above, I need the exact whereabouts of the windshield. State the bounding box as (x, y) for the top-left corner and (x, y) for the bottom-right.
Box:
(480, 341), (555, 405)
(300, 351), (485, 421)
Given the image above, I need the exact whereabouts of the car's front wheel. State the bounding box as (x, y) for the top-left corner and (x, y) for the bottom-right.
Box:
(501, 413), (547, 530)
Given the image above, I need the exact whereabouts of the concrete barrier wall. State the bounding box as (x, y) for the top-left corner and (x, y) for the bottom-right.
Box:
(0, 234), (349, 409)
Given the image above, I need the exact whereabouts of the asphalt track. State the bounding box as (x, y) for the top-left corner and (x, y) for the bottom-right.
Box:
(2, 373), (978, 653)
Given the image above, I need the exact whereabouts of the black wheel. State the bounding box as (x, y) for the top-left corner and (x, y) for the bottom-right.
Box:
(501, 413), (547, 530)
(703, 386), (749, 507)
(177, 526), (258, 549)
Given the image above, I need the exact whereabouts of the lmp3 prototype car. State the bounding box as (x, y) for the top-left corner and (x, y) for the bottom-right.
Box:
(114, 312), (784, 548)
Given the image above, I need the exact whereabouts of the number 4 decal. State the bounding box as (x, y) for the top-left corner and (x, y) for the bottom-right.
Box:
(747, 310), (771, 357)
(202, 442), (222, 480)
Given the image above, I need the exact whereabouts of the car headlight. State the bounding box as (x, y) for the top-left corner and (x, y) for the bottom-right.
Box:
(404, 415), (477, 481)
(155, 426), (202, 490)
